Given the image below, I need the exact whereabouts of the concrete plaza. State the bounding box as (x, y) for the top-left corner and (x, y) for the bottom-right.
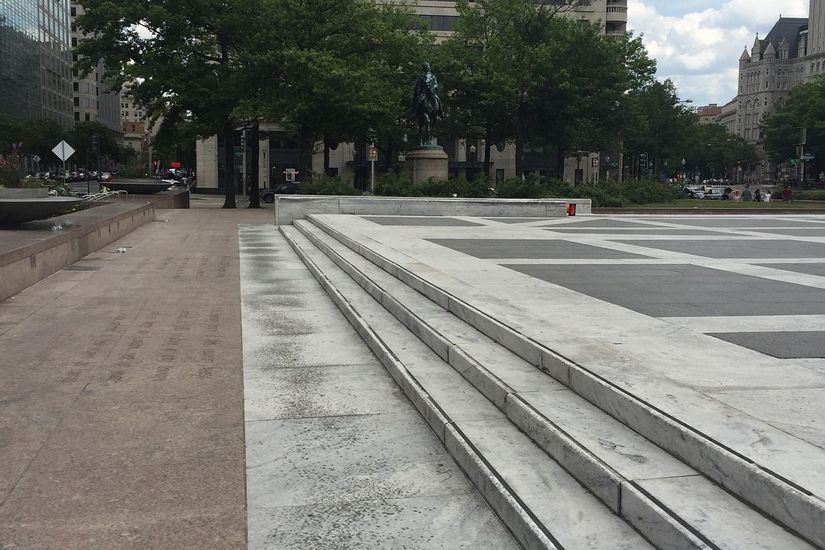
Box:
(3, 202), (825, 548)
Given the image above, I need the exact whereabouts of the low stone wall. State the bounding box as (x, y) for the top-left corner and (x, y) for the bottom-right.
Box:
(275, 196), (589, 225)
(120, 188), (190, 209)
(0, 201), (155, 301)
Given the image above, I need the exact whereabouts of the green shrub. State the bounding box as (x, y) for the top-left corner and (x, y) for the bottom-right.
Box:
(375, 172), (413, 196)
(301, 174), (360, 196)
(620, 179), (679, 205)
(0, 159), (20, 186)
(794, 189), (825, 201)
(496, 175), (547, 198)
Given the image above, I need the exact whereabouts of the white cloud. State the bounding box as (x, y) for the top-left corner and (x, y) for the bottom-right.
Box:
(628, 0), (809, 105)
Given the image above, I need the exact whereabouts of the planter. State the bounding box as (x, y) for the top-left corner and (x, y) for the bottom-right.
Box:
(0, 188), (49, 199)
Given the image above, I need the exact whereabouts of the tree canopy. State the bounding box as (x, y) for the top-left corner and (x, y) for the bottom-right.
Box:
(438, 0), (656, 176)
(764, 76), (825, 179)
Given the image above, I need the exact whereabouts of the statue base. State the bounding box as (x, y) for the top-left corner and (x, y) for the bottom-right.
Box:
(404, 146), (449, 185)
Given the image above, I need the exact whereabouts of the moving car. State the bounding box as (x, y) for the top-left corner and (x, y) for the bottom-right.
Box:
(260, 181), (301, 203)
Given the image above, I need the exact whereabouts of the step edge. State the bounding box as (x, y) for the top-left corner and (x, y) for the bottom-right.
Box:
(280, 225), (558, 550)
(294, 220), (725, 550)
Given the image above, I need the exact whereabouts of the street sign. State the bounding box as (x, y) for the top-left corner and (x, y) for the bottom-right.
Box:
(368, 144), (377, 194)
(51, 140), (75, 162)
(803, 153), (815, 161)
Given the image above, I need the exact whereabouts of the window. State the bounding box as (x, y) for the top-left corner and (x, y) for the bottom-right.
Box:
(70, 7), (76, 16)
(85, 113), (90, 121)
(73, 82), (78, 92)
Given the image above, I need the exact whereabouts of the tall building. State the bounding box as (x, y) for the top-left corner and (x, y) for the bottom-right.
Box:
(0, 0), (73, 129)
(402, 0), (627, 37)
(69, 1), (120, 132)
(120, 88), (156, 165)
(724, 0), (825, 180)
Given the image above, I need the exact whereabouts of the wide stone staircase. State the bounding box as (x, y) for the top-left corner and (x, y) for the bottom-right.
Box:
(279, 216), (823, 550)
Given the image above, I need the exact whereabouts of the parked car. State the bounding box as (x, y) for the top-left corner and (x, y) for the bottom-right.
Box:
(260, 181), (301, 203)
(704, 187), (727, 200)
(684, 187), (705, 199)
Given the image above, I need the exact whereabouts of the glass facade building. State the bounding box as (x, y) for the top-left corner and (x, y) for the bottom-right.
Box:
(0, 0), (73, 129)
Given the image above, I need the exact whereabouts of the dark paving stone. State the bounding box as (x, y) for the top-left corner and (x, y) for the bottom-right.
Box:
(429, 239), (649, 259)
(504, 263), (825, 317)
(483, 217), (553, 224)
(708, 331), (825, 359)
(645, 218), (825, 228)
(616, 239), (825, 259)
(753, 228), (825, 236)
(558, 219), (659, 228)
(362, 216), (482, 227)
(545, 228), (731, 236)
(757, 263), (825, 277)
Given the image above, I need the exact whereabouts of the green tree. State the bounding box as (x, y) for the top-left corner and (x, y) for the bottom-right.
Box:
(764, 76), (825, 179)
(76, 0), (262, 208)
(66, 121), (134, 169)
(440, 0), (655, 177)
(623, 80), (695, 178)
(237, 0), (430, 181)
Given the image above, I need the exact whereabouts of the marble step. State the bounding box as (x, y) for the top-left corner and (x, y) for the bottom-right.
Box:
(280, 225), (656, 550)
(304, 214), (825, 550)
(294, 219), (817, 550)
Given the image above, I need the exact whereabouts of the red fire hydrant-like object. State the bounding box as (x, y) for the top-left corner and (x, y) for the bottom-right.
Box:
(566, 203), (577, 216)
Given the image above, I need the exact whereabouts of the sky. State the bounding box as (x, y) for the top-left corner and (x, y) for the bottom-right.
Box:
(627, 0), (810, 106)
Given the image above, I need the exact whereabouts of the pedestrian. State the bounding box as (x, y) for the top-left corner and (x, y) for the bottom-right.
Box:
(782, 185), (793, 202)
(754, 188), (762, 202)
(764, 190), (772, 202)
(742, 184), (752, 201)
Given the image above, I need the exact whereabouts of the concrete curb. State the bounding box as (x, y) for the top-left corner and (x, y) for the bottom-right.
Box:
(0, 201), (155, 301)
(305, 214), (825, 549)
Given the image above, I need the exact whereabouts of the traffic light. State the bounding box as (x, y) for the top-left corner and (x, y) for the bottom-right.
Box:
(91, 134), (100, 155)
(639, 152), (648, 171)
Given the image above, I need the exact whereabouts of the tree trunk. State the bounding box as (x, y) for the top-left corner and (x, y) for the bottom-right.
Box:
(515, 135), (523, 179)
(222, 120), (236, 209)
(248, 121), (261, 209)
(298, 127), (314, 182)
(483, 126), (492, 183)
(323, 135), (330, 176)
(555, 147), (566, 180)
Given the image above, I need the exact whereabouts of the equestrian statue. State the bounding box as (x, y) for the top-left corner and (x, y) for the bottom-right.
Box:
(411, 62), (444, 147)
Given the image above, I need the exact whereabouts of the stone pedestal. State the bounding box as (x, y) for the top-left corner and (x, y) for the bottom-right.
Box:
(404, 146), (449, 185)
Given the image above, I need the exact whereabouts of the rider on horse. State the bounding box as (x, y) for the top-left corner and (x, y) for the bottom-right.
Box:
(412, 62), (444, 146)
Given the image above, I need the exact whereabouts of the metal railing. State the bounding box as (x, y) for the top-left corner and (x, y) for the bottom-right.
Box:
(83, 190), (128, 202)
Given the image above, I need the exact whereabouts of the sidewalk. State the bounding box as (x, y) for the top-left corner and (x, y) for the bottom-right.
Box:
(0, 206), (270, 549)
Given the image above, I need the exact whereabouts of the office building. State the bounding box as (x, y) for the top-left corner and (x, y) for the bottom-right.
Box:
(0, 0), (73, 129)
(69, 1), (121, 132)
(713, 0), (825, 180)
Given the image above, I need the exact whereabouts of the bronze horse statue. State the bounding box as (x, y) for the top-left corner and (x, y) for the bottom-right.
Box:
(412, 62), (444, 146)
